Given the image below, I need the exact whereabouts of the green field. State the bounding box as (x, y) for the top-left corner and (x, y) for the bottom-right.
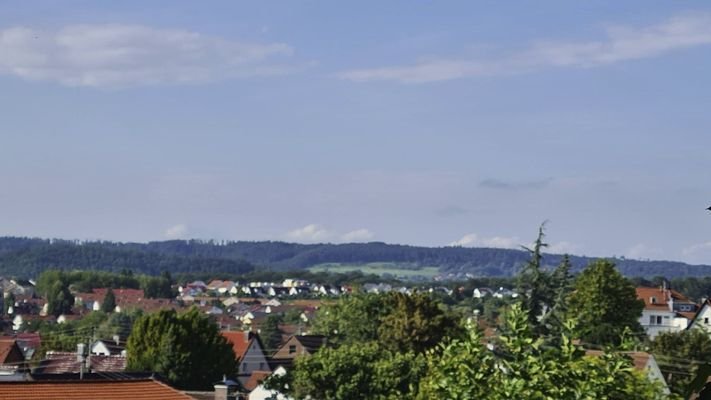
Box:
(308, 262), (440, 279)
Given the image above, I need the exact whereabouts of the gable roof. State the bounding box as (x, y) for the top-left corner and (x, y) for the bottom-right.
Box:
(0, 378), (196, 400)
(0, 339), (24, 365)
(636, 287), (694, 310)
(293, 335), (328, 353)
(221, 331), (255, 360)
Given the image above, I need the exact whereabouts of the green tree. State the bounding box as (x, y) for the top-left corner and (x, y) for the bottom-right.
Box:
(101, 288), (116, 313)
(650, 329), (711, 396)
(312, 293), (393, 346)
(567, 259), (644, 346)
(516, 225), (573, 337)
(126, 307), (236, 390)
(259, 314), (283, 354)
(47, 279), (75, 317)
(418, 303), (671, 400)
(284, 342), (427, 400)
(378, 292), (463, 354)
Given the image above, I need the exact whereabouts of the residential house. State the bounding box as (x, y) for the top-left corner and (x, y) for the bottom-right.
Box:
(221, 331), (271, 386)
(90, 338), (125, 357)
(687, 298), (711, 334)
(248, 366), (292, 400)
(636, 286), (696, 339)
(473, 287), (494, 299)
(271, 335), (327, 366)
(0, 339), (26, 373)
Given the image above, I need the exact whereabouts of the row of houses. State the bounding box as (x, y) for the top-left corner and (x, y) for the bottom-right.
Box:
(179, 279), (346, 298)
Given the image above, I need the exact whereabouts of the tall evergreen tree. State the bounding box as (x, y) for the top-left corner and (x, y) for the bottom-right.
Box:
(101, 288), (116, 313)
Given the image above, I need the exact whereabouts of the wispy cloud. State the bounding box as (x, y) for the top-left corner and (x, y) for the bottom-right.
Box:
(339, 13), (711, 83)
(285, 224), (375, 243)
(0, 24), (294, 87)
(164, 224), (188, 239)
(449, 233), (521, 249)
(682, 241), (711, 264)
(625, 243), (664, 260)
(340, 228), (375, 243)
(479, 178), (552, 191)
(436, 205), (468, 217)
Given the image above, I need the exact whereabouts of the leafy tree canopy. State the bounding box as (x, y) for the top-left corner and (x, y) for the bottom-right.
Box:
(567, 259), (644, 346)
(126, 307), (236, 390)
(418, 303), (671, 400)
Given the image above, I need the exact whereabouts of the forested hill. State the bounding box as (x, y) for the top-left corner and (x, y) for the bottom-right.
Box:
(0, 236), (708, 279)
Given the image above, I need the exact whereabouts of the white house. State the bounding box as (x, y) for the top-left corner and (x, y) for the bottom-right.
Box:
(248, 366), (292, 400)
(636, 286), (696, 339)
(687, 299), (711, 334)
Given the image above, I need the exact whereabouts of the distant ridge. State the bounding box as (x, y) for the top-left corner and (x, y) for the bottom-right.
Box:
(0, 236), (708, 279)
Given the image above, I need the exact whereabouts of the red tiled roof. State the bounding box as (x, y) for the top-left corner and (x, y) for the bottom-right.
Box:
(636, 287), (693, 310)
(221, 331), (251, 360)
(244, 370), (271, 391)
(0, 339), (23, 365)
(0, 379), (196, 400)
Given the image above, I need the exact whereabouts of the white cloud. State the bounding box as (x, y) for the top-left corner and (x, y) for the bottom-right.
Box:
(339, 13), (711, 83)
(340, 228), (374, 243)
(547, 241), (581, 255)
(164, 224), (188, 239)
(286, 224), (333, 243)
(682, 241), (711, 264)
(0, 24), (294, 87)
(625, 243), (664, 260)
(285, 224), (375, 243)
(449, 233), (521, 249)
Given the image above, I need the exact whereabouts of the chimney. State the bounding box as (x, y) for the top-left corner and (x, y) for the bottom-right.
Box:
(113, 335), (120, 345)
(214, 376), (240, 400)
(77, 343), (87, 379)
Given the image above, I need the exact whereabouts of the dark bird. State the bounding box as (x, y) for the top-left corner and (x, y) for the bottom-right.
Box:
(707, 206), (711, 211)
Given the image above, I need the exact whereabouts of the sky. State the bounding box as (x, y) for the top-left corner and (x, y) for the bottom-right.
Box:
(2, 1), (711, 264)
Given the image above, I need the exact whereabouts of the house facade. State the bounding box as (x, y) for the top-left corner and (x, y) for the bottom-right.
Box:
(636, 286), (696, 339)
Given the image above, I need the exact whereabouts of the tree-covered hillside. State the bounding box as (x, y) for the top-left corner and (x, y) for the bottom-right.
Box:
(0, 237), (708, 279)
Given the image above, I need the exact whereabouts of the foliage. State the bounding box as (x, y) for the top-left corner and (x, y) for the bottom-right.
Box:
(36, 271), (75, 317)
(313, 292), (462, 353)
(650, 329), (711, 396)
(378, 292), (464, 354)
(126, 307), (236, 390)
(282, 342), (427, 400)
(418, 303), (672, 400)
(567, 259), (645, 346)
(312, 293), (393, 346)
(259, 314), (283, 354)
(24, 309), (142, 360)
(101, 288), (116, 313)
(2, 236), (709, 280)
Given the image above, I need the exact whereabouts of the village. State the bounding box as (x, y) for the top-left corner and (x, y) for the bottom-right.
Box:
(0, 270), (708, 399)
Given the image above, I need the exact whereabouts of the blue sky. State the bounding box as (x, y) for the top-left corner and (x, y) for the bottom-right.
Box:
(2, 1), (711, 264)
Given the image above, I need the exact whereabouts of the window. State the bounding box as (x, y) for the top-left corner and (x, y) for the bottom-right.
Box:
(649, 315), (655, 325)
(289, 345), (297, 354)
(242, 362), (248, 372)
(705, 317), (709, 325)
(650, 297), (657, 304)
(657, 316), (662, 325)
